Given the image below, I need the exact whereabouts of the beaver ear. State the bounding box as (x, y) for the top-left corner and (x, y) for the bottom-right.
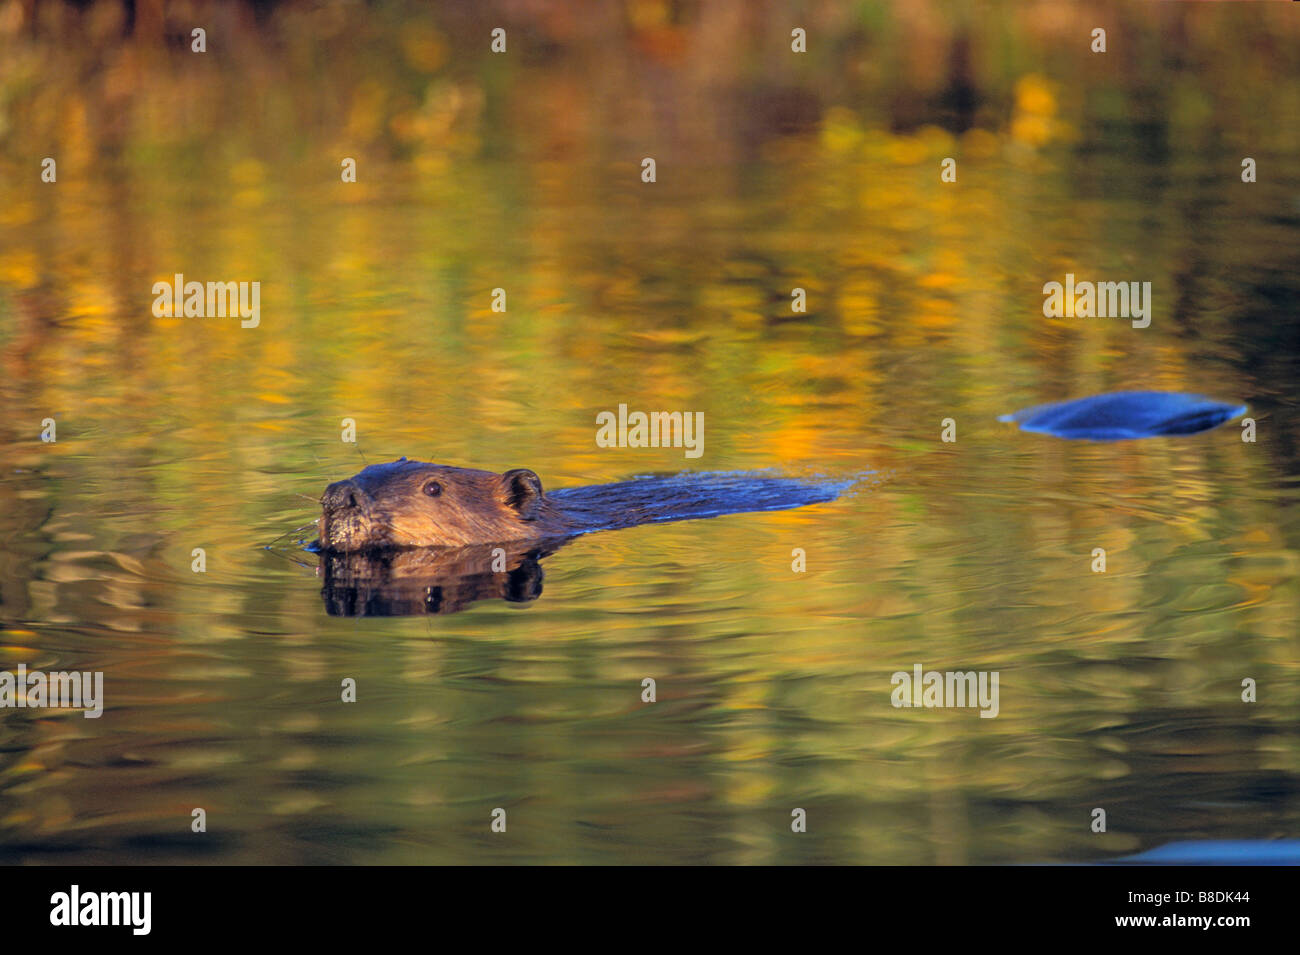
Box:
(499, 468), (544, 519)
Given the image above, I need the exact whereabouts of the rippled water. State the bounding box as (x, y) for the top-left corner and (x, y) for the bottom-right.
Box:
(1, 1), (1298, 864)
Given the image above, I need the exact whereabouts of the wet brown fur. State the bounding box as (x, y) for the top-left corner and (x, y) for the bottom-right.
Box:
(320, 458), (563, 551)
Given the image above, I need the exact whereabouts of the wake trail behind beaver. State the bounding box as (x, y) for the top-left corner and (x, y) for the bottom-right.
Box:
(545, 471), (863, 534)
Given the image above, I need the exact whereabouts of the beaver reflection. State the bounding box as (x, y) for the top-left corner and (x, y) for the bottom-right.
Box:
(319, 539), (569, 617)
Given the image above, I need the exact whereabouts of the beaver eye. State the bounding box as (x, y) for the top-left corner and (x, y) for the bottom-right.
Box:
(422, 481), (442, 498)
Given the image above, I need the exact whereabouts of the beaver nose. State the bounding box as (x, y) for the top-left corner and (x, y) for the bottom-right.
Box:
(322, 480), (367, 510)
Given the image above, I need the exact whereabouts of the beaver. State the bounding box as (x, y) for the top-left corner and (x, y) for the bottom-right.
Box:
(318, 457), (849, 553)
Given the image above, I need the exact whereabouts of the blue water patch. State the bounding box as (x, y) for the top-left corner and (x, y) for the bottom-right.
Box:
(546, 469), (864, 534)
(1116, 840), (1300, 865)
(1000, 391), (1247, 441)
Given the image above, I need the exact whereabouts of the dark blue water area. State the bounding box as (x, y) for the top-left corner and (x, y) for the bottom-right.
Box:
(1000, 391), (1248, 441)
(1114, 840), (1300, 865)
(547, 469), (866, 534)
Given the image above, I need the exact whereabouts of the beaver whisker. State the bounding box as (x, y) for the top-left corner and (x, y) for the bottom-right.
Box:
(262, 545), (316, 570)
(265, 519), (320, 548)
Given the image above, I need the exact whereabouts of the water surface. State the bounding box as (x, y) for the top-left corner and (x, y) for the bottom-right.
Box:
(0, 0), (1297, 865)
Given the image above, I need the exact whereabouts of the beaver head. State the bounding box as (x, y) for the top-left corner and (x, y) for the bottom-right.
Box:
(319, 458), (549, 551)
